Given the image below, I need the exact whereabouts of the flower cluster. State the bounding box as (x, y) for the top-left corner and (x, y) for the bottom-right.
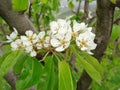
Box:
(7, 19), (97, 57)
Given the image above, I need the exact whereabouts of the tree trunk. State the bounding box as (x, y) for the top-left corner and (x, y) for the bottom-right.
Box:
(0, 0), (37, 89)
(77, 0), (115, 90)
(0, 0), (37, 34)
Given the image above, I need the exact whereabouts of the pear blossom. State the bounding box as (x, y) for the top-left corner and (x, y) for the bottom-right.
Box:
(8, 18), (97, 56)
(72, 20), (92, 38)
(50, 19), (72, 35)
(76, 31), (97, 54)
(36, 31), (50, 49)
(25, 45), (37, 57)
(30, 50), (37, 57)
(50, 33), (71, 52)
(6, 28), (18, 42)
(20, 36), (32, 47)
(25, 30), (38, 44)
(11, 39), (23, 50)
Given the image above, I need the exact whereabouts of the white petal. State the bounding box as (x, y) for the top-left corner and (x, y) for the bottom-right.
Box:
(50, 39), (60, 47)
(81, 47), (88, 51)
(36, 43), (42, 49)
(30, 50), (37, 57)
(55, 46), (65, 52)
(10, 32), (17, 40)
(65, 33), (72, 41)
(25, 30), (33, 37)
(87, 51), (93, 55)
(23, 40), (32, 46)
(87, 27), (92, 32)
(20, 36), (28, 41)
(11, 42), (18, 50)
(38, 31), (45, 39)
(25, 46), (33, 53)
(89, 42), (97, 50)
(64, 41), (70, 49)
(13, 28), (18, 35)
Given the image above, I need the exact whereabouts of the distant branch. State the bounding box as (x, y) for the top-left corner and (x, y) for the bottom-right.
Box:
(0, 0), (37, 35)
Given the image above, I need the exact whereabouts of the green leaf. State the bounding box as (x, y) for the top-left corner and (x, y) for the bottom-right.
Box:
(79, 51), (104, 76)
(77, 57), (101, 85)
(16, 57), (43, 90)
(58, 61), (74, 90)
(37, 56), (55, 90)
(12, 0), (29, 11)
(0, 50), (23, 77)
(110, 0), (116, 4)
(40, 0), (48, 4)
(0, 77), (11, 90)
(0, 52), (11, 67)
(111, 25), (120, 40)
(13, 53), (28, 74)
(68, 1), (74, 9)
(70, 46), (102, 85)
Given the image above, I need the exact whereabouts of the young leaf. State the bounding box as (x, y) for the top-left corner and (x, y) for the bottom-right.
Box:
(0, 50), (24, 77)
(12, 0), (29, 11)
(68, 0), (74, 9)
(76, 57), (102, 85)
(16, 57), (43, 90)
(0, 77), (11, 90)
(13, 53), (28, 74)
(0, 52), (11, 67)
(79, 51), (104, 76)
(110, 0), (116, 4)
(58, 61), (74, 90)
(40, 0), (48, 4)
(111, 25), (120, 40)
(37, 56), (55, 90)
(70, 46), (102, 85)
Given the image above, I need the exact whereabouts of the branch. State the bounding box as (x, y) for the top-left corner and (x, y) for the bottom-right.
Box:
(77, 0), (115, 90)
(0, 0), (38, 35)
(0, 0), (38, 89)
(94, 0), (115, 60)
(81, 0), (89, 21)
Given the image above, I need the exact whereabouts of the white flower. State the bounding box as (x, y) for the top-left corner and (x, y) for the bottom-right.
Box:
(76, 31), (97, 54)
(44, 36), (51, 48)
(72, 20), (92, 38)
(25, 46), (33, 53)
(50, 19), (72, 35)
(36, 31), (50, 49)
(11, 39), (23, 50)
(50, 33), (71, 52)
(36, 31), (45, 49)
(25, 30), (38, 44)
(20, 35), (37, 57)
(30, 50), (37, 57)
(6, 28), (18, 42)
(25, 45), (37, 57)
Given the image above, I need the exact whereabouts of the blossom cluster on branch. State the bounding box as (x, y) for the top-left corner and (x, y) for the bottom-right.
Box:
(6, 19), (97, 57)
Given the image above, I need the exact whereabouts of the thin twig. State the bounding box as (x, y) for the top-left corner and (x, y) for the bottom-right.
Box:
(77, 0), (81, 15)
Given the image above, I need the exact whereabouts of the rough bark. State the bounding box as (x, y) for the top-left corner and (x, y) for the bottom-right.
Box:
(0, 0), (37, 89)
(0, 0), (37, 35)
(77, 0), (115, 90)
(94, 0), (115, 60)
(4, 70), (16, 90)
(115, 0), (120, 7)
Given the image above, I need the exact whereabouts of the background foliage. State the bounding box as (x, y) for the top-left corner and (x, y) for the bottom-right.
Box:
(0, 0), (120, 90)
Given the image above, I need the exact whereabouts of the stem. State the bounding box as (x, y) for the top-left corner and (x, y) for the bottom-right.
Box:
(39, 51), (50, 62)
(51, 50), (60, 62)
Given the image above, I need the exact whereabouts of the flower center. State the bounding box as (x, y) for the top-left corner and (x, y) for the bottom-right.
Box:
(60, 39), (67, 46)
(29, 36), (34, 41)
(79, 39), (88, 48)
(39, 39), (45, 44)
(72, 32), (78, 38)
